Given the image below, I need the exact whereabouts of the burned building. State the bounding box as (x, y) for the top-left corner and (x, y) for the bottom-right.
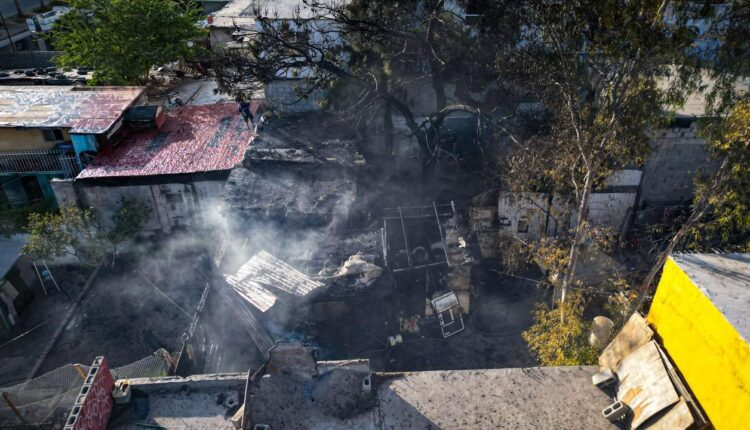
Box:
(222, 112), (361, 230)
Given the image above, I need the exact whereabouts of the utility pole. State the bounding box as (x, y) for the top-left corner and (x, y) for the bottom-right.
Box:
(0, 11), (17, 53)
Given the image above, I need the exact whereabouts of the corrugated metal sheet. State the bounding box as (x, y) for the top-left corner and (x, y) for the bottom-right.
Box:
(224, 274), (277, 312)
(0, 86), (144, 134)
(238, 250), (323, 297)
(77, 103), (256, 179)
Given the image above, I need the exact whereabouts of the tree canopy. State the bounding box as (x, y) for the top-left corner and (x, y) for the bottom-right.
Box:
(52, 0), (205, 84)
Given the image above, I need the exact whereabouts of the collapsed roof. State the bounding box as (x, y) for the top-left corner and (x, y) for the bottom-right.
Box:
(222, 113), (361, 223)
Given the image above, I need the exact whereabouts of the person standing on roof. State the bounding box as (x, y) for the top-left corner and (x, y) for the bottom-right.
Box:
(237, 98), (254, 128)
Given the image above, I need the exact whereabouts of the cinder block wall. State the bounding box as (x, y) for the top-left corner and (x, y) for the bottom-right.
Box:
(639, 126), (716, 207)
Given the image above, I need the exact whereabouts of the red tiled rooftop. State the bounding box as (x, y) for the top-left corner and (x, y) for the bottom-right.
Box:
(77, 103), (256, 179)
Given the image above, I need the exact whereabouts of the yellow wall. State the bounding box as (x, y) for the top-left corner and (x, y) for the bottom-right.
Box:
(647, 257), (750, 429)
(0, 128), (68, 151)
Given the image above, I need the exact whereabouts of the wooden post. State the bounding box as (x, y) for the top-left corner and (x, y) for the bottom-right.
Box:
(1, 391), (27, 424)
(41, 260), (62, 293)
(73, 364), (88, 381)
(32, 262), (48, 296)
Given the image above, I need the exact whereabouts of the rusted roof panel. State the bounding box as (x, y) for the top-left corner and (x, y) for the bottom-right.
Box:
(0, 86), (144, 134)
(77, 103), (256, 179)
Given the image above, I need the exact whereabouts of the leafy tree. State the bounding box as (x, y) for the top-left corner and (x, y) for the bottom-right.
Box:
(23, 199), (152, 266)
(107, 197), (151, 263)
(631, 97), (750, 312)
(522, 293), (599, 366)
(494, 0), (703, 304)
(23, 205), (106, 265)
(52, 0), (205, 84)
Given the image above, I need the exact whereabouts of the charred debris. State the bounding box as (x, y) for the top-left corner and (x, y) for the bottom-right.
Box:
(170, 108), (531, 376)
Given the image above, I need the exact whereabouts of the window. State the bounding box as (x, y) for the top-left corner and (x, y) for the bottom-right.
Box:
(165, 193), (184, 204)
(42, 129), (65, 142)
(517, 218), (529, 234)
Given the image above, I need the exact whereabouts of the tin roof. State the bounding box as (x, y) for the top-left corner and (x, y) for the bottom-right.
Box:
(0, 86), (144, 134)
(77, 103), (256, 179)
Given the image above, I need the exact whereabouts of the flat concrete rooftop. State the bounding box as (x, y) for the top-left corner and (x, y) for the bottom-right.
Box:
(106, 365), (616, 430)
(377, 366), (618, 430)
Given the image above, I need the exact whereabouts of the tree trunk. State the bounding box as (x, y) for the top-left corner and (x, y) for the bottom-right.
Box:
(13, 0), (23, 16)
(559, 169), (594, 304)
(384, 102), (394, 157)
(628, 156), (729, 316)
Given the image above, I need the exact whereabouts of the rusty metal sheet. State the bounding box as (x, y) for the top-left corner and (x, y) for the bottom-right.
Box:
(78, 103), (257, 179)
(599, 313), (653, 370)
(616, 340), (679, 429)
(641, 398), (694, 430)
(0, 86), (143, 134)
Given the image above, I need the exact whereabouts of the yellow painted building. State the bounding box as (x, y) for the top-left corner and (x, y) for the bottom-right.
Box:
(647, 253), (750, 430)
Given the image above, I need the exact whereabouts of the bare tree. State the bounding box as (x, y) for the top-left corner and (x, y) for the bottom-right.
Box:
(213, 0), (519, 163)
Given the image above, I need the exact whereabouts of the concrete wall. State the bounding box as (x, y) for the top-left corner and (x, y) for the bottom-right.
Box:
(498, 190), (637, 240)
(639, 125), (714, 208)
(0, 128), (68, 151)
(497, 192), (552, 242)
(51, 178), (227, 233)
(585, 193), (637, 232)
(264, 80), (328, 113)
(648, 257), (750, 430)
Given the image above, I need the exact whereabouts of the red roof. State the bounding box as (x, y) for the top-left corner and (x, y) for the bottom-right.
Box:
(77, 103), (256, 179)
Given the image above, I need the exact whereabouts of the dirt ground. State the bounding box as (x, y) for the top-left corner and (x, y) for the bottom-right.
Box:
(298, 264), (545, 372)
(36, 238), (208, 375)
(0, 266), (92, 386)
(0, 235), (212, 387)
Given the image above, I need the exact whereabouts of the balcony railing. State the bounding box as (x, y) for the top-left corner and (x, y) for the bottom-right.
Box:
(0, 149), (81, 178)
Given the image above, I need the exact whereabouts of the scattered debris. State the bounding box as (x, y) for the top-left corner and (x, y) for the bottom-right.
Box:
(335, 255), (383, 287)
(431, 292), (465, 338)
(238, 251), (324, 297)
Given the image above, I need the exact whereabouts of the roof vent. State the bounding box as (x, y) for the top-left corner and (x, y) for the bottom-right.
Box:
(124, 105), (164, 130)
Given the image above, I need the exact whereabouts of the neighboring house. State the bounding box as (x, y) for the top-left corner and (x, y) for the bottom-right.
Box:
(195, 0), (232, 14)
(208, 0), (343, 112)
(0, 234), (35, 338)
(206, 0), (256, 48)
(495, 169), (642, 242)
(25, 6), (70, 51)
(0, 19), (34, 52)
(0, 86), (144, 207)
(54, 103), (257, 233)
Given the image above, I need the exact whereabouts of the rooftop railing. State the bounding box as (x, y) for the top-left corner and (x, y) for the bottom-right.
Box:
(0, 149), (80, 178)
